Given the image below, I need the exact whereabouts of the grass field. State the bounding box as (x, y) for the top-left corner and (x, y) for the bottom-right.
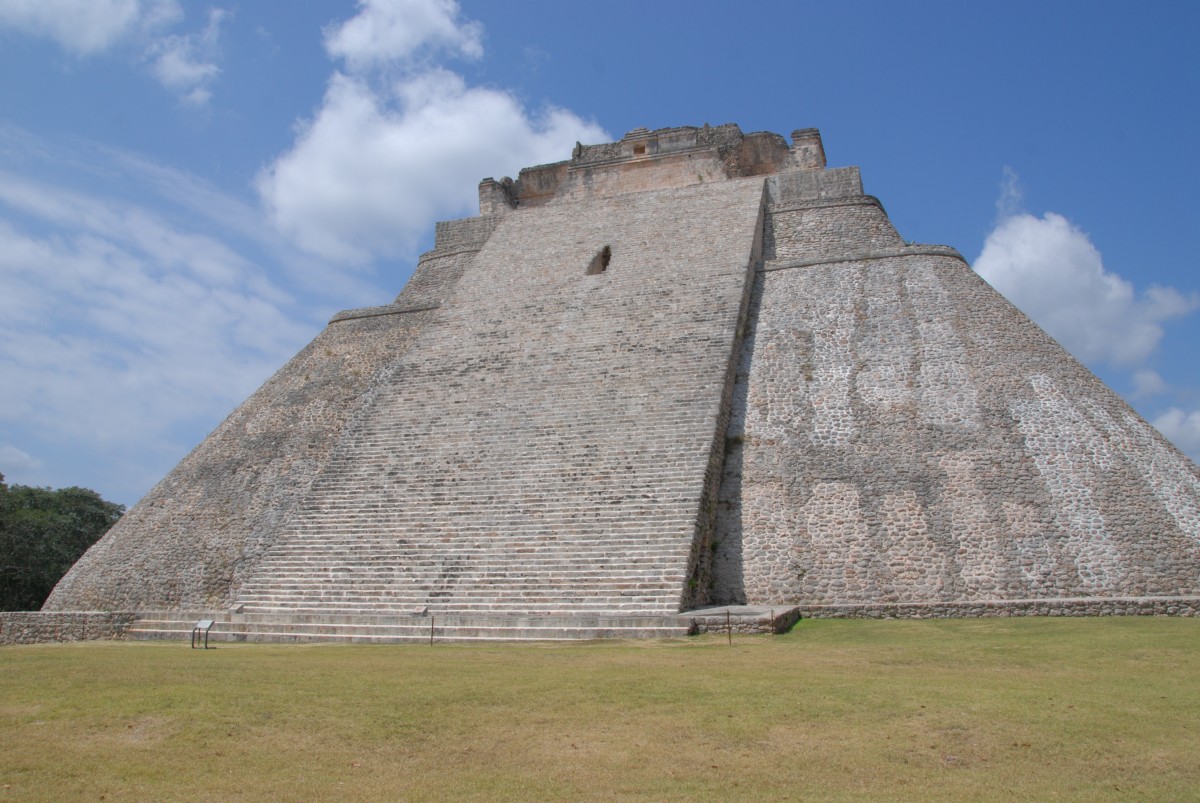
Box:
(1, 617), (1198, 801)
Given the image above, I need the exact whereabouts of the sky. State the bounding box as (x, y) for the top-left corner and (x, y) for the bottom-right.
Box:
(0, 0), (1198, 508)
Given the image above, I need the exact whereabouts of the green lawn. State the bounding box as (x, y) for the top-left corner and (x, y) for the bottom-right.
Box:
(2, 618), (1197, 801)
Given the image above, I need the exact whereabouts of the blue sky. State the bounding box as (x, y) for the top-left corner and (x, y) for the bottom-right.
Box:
(1, 0), (1198, 508)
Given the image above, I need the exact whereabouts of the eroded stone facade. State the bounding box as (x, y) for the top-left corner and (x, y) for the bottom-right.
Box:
(712, 178), (1200, 605)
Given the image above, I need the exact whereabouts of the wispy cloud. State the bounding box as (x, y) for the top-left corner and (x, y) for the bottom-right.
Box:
(324, 0), (484, 69)
(0, 172), (309, 435)
(0, 129), (353, 504)
(257, 0), (608, 264)
(0, 444), (42, 477)
(0, 0), (608, 504)
(0, 0), (174, 55)
(146, 7), (227, 106)
(1131, 368), (1168, 399)
(0, 0), (226, 105)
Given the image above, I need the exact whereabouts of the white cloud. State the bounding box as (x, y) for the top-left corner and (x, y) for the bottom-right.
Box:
(0, 125), (391, 504)
(975, 209), (1197, 368)
(0, 0), (226, 105)
(995, 165), (1023, 218)
(146, 7), (226, 105)
(1153, 408), (1200, 460)
(0, 0), (177, 55)
(976, 170), (1200, 462)
(324, 0), (483, 69)
(258, 0), (607, 264)
(1132, 369), (1168, 399)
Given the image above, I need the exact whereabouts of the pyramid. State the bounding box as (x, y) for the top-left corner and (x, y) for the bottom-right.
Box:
(40, 124), (1200, 641)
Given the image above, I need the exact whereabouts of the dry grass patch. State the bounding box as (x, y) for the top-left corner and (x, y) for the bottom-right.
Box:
(2, 617), (1198, 800)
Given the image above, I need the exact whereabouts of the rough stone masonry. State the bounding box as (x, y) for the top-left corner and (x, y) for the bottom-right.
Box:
(34, 124), (1200, 639)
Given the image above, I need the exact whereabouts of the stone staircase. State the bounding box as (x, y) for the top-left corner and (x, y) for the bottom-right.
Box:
(235, 529), (692, 615)
(127, 610), (694, 643)
(159, 178), (766, 644)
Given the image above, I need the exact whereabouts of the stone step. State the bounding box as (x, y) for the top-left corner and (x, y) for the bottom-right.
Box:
(255, 553), (686, 563)
(242, 582), (681, 592)
(231, 611), (686, 627)
(248, 567), (681, 577)
(261, 538), (690, 548)
(236, 600), (678, 614)
(235, 597), (678, 610)
(127, 612), (695, 643)
(236, 586), (681, 597)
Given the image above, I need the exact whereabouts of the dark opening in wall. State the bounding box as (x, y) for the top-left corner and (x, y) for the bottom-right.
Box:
(586, 245), (612, 275)
(633, 143), (647, 155)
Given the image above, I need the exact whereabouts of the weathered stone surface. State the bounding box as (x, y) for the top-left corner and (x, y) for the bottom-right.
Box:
(0, 611), (137, 644)
(40, 123), (1200, 638)
(713, 228), (1200, 606)
(232, 175), (765, 617)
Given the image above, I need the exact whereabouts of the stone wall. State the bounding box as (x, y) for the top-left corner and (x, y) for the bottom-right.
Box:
(0, 611), (137, 644)
(796, 597), (1200, 619)
(762, 199), (905, 262)
(712, 182), (1200, 606)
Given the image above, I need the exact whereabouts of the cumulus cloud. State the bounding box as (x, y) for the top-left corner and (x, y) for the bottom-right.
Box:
(258, 0), (607, 264)
(975, 192), (1197, 368)
(1153, 408), (1200, 460)
(325, 0), (483, 68)
(976, 169), (1200, 461)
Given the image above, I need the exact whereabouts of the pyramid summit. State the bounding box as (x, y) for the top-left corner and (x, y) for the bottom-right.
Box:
(30, 123), (1200, 642)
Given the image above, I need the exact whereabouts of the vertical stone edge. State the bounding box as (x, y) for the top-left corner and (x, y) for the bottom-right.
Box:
(681, 181), (769, 609)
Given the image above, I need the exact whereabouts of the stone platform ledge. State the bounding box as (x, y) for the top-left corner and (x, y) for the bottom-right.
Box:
(685, 605), (803, 635)
(0, 611), (139, 645)
(794, 596), (1200, 620)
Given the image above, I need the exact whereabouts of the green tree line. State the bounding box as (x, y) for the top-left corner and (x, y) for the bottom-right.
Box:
(0, 473), (124, 611)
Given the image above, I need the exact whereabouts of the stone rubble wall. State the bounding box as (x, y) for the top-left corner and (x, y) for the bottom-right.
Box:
(795, 597), (1200, 619)
(713, 183), (1200, 605)
(766, 166), (863, 205)
(763, 199), (904, 263)
(399, 215), (502, 306)
(0, 611), (137, 645)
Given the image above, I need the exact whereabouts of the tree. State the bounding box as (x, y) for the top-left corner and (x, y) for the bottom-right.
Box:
(0, 473), (125, 611)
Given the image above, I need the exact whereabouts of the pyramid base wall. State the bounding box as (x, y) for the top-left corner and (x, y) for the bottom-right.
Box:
(794, 596), (1200, 619)
(0, 611), (138, 645)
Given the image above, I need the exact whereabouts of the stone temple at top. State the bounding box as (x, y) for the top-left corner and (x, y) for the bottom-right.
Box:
(40, 124), (1200, 641)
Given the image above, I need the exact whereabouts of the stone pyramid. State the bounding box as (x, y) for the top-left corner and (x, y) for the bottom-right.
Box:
(42, 124), (1200, 641)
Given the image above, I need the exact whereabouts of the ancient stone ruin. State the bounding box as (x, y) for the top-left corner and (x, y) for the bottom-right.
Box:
(25, 124), (1200, 642)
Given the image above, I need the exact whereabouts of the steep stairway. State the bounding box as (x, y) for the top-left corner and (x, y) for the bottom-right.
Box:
(221, 177), (766, 641)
